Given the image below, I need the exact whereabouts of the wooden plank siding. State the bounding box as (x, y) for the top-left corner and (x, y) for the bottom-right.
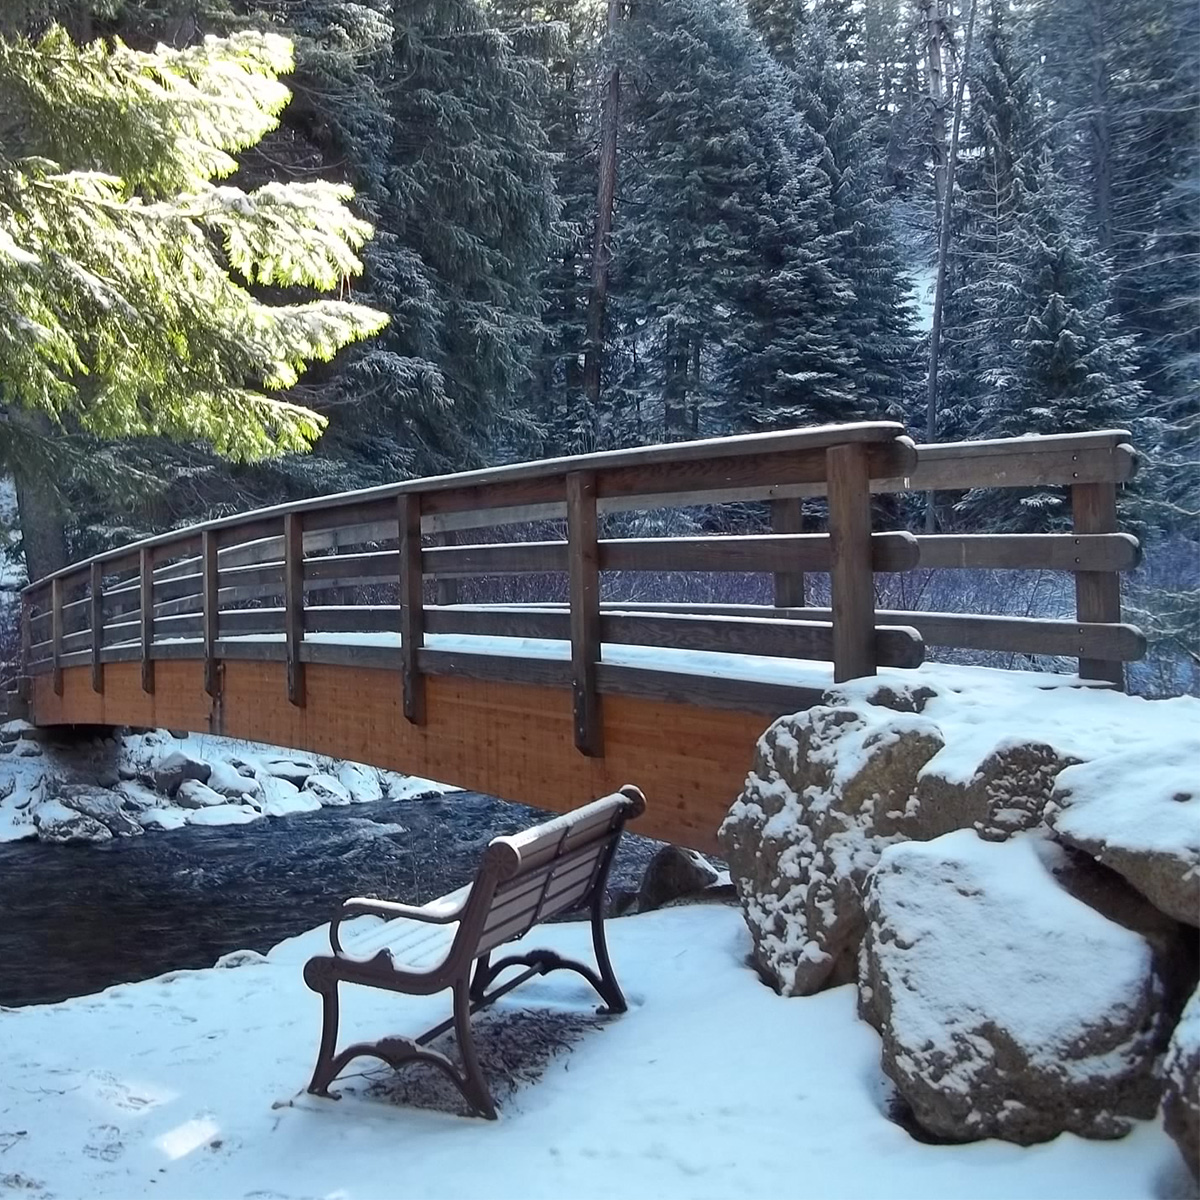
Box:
(31, 663), (766, 852)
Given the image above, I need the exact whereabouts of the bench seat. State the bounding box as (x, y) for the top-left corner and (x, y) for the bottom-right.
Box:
(302, 786), (646, 1118)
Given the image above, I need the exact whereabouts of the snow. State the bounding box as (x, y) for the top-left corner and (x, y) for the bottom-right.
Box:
(0, 904), (1184, 1200)
(186, 802), (260, 826)
(140, 807), (189, 832)
(1049, 740), (1200, 859)
(866, 831), (1154, 1071)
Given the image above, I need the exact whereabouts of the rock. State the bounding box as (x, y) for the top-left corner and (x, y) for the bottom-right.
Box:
(140, 808), (189, 832)
(303, 773), (352, 807)
(58, 785), (143, 838)
(719, 695), (1081, 996)
(1163, 986), (1200, 1180)
(117, 766), (139, 782)
(207, 760), (261, 800)
(94, 766), (120, 789)
(637, 846), (721, 911)
(215, 949), (269, 969)
(115, 780), (163, 812)
(0, 777), (13, 802)
(34, 798), (113, 843)
(261, 758), (317, 787)
(259, 775), (322, 818)
(12, 739), (42, 758)
(154, 750), (211, 795)
(175, 779), (227, 809)
(859, 831), (1169, 1144)
(186, 804), (260, 827)
(0, 719), (34, 744)
(335, 761), (383, 804)
(1048, 741), (1200, 927)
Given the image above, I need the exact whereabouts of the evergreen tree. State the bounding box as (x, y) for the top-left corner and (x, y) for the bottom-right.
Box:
(0, 23), (386, 577)
(616, 0), (860, 440)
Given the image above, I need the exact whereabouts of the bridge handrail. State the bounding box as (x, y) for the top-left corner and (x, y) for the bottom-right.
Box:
(21, 425), (1143, 738)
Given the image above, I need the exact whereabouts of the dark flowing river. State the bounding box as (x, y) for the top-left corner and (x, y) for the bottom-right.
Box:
(0, 792), (659, 1008)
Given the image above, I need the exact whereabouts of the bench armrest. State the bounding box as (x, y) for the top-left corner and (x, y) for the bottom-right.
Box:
(330, 891), (470, 955)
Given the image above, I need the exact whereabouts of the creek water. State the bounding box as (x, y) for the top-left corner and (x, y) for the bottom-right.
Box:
(0, 792), (658, 1008)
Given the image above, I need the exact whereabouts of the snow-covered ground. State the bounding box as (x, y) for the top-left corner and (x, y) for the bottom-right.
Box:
(0, 904), (1189, 1200)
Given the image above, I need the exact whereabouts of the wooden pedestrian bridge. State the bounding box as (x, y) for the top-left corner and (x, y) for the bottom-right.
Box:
(20, 422), (1144, 851)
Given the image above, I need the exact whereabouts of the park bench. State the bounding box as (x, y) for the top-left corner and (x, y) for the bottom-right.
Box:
(302, 784), (646, 1118)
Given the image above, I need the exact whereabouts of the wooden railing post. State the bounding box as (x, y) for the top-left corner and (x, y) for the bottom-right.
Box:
(567, 470), (602, 756)
(284, 512), (305, 706)
(18, 595), (31, 702)
(826, 443), (877, 682)
(398, 493), (426, 724)
(771, 497), (805, 608)
(1072, 481), (1124, 689)
(202, 530), (220, 699)
(139, 547), (155, 694)
(90, 560), (103, 694)
(50, 576), (63, 697)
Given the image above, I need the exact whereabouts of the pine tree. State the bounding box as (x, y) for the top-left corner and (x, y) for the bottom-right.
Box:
(616, 0), (860, 440)
(0, 23), (387, 577)
(760, 6), (919, 415)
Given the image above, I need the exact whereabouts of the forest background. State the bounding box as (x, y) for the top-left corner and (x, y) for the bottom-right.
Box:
(0, 0), (1195, 693)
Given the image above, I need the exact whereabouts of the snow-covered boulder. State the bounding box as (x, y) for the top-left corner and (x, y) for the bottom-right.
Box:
(175, 779), (227, 809)
(1163, 986), (1200, 1180)
(58, 785), (143, 838)
(637, 846), (721, 912)
(207, 759), (262, 800)
(115, 780), (162, 812)
(1048, 742), (1200, 927)
(719, 692), (1074, 995)
(261, 758), (317, 787)
(859, 831), (1168, 1144)
(186, 804), (260, 827)
(335, 761), (383, 804)
(259, 775), (322, 818)
(34, 798), (113, 843)
(140, 807), (189, 832)
(303, 773), (352, 807)
(154, 750), (211, 795)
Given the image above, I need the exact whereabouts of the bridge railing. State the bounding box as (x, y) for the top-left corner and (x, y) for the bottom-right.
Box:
(21, 423), (1144, 745)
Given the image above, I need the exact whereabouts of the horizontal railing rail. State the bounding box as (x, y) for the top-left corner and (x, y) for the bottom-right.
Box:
(22, 424), (1144, 741)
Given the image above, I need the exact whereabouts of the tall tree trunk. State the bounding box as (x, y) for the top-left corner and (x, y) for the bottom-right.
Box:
(9, 410), (68, 583)
(582, 0), (622, 425)
(925, 0), (979, 531)
(919, 0), (949, 218)
(1086, 0), (1113, 252)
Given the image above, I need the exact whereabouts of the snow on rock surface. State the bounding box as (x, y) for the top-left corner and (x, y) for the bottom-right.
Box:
(257, 774), (321, 818)
(33, 797), (113, 843)
(303, 772), (352, 807)
(720, 674), (1200, 996)
(0, 904), (1187, 1200)
(186, 803), (260, 827)
(175, 779), (227, 809)
(205, 759), (261, 800)
(1163, 986), (1200, 1180)
(153, 749), (211, 795)
(58, 784), (143, 838)
(859, 831), (1169, 1144)
(335, 760), (383, 803)
(1048, 742), (1200, 927)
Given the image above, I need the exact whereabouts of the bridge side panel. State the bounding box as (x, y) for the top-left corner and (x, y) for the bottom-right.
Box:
(31, 663), (768, 852)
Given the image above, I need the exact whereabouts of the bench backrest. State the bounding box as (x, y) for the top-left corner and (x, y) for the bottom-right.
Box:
(468, 785), (645, 957)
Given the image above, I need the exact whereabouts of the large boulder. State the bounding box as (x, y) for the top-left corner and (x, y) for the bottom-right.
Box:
(1163, 986), (1200, 1180)
(260, 758), (317, 787)
(259, 775), (322, 818)
(859, 831), (1170, 1144)
(718, 693), (1076, 995)
(1047, 741), (1200, 927)
(154, 750), (211, 795)
(34, 798), (113, 843)
(58, 785), (143, 838)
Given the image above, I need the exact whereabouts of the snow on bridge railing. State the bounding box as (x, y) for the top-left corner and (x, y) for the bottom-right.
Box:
(21, 424), (1143, 746)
